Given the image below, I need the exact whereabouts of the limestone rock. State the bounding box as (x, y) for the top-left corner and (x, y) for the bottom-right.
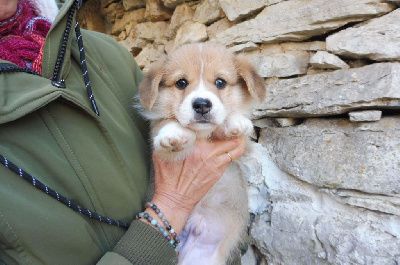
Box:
(119, 34), (149, 55)
(215, 0), (394, 46)
(122, 0), (145, 11)
(252, 203), (400, 264)
(249, 51), (310, 78)
(193, 0), (223, 25)
(145, 0), (172, 21)
(135, 44), (165, 69)
(111, 8), (145, 35)
(246, 41), (326, 55)
(102, 2), (125, 23)
(118, 36), (142, 55)
(239, 142), (271, 216)
(167, 3), (194, 39)
(100, 0), (114, 9)
(134, 21), (168, 43)
(259, 116), (400, 195)
(207, 18), (233, 40)
(162, 0), (184, 8)
(275, 118), (302, 127)
(77, 0), (106, 33)
(228, 42), (259, 53)
(118, 31), (127, 40)
(281, 41), (326, 52)
(242, 143), (400, 264)
(125, 21), (136, 37)
(252, 118), (277, 129)
(323, 189), (400, 216)
(258, 43), (284, 54)
(219, 0), (282, 21)
(327, 9), (400, 61)
(310, 51), (349, 70)
(254, 63), (400, 118)
(174, 21), (208, 49)
(129, 36), (149, 50)
(349, 110), (382, 122)
(240, 247), (258, 265)
(119, 38), (134, 51)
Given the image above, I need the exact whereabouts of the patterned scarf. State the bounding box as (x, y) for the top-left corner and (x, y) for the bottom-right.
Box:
(0, 0), (52, 74)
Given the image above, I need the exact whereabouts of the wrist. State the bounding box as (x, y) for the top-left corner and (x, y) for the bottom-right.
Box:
(113, 220), (177, 264)
(150, 194), (193, 234)
(136, 201), (185, 253)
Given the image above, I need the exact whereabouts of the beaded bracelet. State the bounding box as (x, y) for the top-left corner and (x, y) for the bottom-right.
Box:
(145, 202), (181, 246)
(137, 202), (181, 253)
(145, 202), (180, 242)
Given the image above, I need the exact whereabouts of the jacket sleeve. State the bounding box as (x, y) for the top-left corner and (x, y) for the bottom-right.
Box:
(97, 221), (178, 265)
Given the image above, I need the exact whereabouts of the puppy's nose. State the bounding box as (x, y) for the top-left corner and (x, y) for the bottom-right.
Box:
(192, 98), (212, 115)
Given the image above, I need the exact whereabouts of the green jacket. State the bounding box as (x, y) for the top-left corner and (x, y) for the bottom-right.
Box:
(0, 0), (177, 264)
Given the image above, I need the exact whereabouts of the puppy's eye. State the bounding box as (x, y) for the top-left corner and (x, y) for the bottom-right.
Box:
(175, 78), (188, 90)
(215, 78), (227, 89)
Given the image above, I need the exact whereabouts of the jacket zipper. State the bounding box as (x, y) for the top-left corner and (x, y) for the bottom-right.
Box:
(51, 0), (80, 88)
(51, 0), (99, 115)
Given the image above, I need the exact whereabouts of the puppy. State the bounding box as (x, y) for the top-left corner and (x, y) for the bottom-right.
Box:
(138, 42), (265, 264)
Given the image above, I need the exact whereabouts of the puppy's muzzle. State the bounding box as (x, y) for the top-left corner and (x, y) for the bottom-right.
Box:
(192, 98), (212, 115)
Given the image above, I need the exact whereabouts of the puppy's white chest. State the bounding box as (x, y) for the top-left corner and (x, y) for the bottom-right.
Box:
(178, 161), (249, 265)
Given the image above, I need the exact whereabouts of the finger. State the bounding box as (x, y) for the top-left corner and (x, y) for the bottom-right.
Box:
(225, 152), (233, 162)
(214, 136), (246, 166)
(229, 136), (246, 158)
(197, 136), (243, 157)
(215, 139), (246, 168)
(211, 152), (230, 169)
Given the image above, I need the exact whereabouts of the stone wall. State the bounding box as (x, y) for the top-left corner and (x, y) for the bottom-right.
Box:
(79, 0), (400, 264)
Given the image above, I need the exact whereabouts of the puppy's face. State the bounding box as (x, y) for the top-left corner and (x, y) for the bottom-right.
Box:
(139, 43), (265, 134)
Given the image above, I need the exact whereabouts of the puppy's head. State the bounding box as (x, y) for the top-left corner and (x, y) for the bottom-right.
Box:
(139, 43), (265, 133)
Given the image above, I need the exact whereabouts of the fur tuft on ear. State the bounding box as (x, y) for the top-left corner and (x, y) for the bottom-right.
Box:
(139, 59), (165, 110)
(235, 55), (266, 104)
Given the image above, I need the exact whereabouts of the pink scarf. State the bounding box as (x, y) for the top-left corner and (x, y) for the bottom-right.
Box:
(0, 0), (52, 74)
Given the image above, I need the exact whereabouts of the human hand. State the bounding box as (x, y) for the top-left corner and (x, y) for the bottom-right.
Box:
(147, 136), (246, 234)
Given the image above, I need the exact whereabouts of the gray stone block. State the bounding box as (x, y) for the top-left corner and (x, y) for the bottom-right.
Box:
(327, 9), (400, 61)
(259, 116), (400, 195)
(215, 0), (394, 46)
(254, 63), (400, 118)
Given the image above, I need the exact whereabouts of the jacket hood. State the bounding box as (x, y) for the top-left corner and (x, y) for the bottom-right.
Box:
(0, 0), (92, 124)
(31, 0), (59, 22)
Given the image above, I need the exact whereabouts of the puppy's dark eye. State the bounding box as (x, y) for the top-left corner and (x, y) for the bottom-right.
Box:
(215, 78), (226, 89)
(175, 78), (188, 90)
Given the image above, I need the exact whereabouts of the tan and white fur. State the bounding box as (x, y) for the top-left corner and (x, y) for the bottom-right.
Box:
(138, 42), (266, 265)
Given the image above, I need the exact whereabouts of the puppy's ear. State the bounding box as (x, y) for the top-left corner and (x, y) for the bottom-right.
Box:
(235, 55), (266, 104)
(139, 59), (165, 110)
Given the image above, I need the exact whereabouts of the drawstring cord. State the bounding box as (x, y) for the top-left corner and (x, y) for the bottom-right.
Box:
(0, 0), (121, 227)
(0, 63), (40, 75)
(0, 154), (130, 228)
(74, 21), (99, 115)
(0, 1), (117, 227)
(52, 0), (99, 115)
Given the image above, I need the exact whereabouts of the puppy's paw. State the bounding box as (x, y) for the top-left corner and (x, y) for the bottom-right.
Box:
(154, 122), (196, 153)
(224, 115), (254, 137)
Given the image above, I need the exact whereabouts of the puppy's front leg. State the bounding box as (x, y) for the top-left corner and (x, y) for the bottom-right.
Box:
(153, 120), (196, 161)
(224, 114), (254, 138)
